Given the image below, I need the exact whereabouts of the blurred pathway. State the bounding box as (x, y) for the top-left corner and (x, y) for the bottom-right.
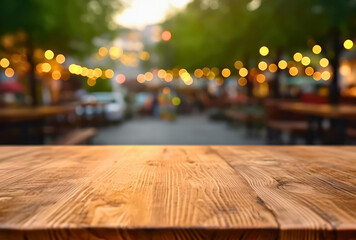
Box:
(93, 115), (264, 145)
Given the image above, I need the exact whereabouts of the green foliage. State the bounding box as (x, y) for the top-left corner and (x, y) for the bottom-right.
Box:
(158, 0), (356, 70)
(0, 0), (121, 56)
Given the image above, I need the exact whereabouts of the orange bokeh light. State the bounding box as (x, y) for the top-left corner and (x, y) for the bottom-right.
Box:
(161, 30), (172, 41)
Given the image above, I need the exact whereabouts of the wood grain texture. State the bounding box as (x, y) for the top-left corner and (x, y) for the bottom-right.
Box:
(0, 146), (355, 240)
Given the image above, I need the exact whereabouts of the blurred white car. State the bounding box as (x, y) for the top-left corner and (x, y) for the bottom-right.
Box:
(81, 92), (126, 121)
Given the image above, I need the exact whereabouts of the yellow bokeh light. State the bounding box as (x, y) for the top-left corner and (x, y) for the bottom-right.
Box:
(137, 74), (145, 83)
(321, 71), (331, 81)
(52, 70), (61, 80)
(158, 69), (166, 78)
(105, 69), (114, 78)
(313, 72), (322, 81)
(99, 47), (108, 57)
(312, 45), (322, 54)
(68, 64), (77, 73)
(56, 54), (65, 64)
(289, 67), (298, 76)
(109, 47), (123, 59)
(301, 56), (311, 66)
(139, 51), (150, 61)
(258, 61), (268, 71)
(278, 60), (288, 70)
(87, 78), (96, 86)
(238, 77), (247, 86)
(259, 46), (269, 56)
(320, 58), (329, 68)
(0, 58), (10, 68)
(81, 67), (88, 76)
(202, 67), (210, 76)
(293, 52), (303, 62)
(172, 97), (181, 106)
(344, 39), (354, 50)
(165, 73), (173, 82)
(268, 64), (278, 73)
(211, 67), (219, 76)
(305, 67), (314, 76)
(234, 60), (243, 70)
(94, 68), (103, 78)
(221, 68), (231, 78)
(256, 74), (266, 83)
(44, 50), (54, 60)
(42, 63), (51, 73)
(194, 69), (203, 78)
(179, 68), (187, 76)
(5, 68), (14, 78)
(239, 68), (248, 77)
(145, 72), (153, 81)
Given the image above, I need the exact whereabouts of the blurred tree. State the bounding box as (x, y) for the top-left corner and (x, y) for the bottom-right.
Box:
(0, 0), (121, 105)
(159, 0), (356, 102)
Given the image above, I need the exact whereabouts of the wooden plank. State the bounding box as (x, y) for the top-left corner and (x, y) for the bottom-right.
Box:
(211, 146), (356, 239)
(0, 146), (355, 239)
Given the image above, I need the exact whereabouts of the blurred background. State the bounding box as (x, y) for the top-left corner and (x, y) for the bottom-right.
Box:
(0, 0), (356, 145)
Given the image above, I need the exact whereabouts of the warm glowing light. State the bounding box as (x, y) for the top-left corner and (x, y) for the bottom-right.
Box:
(340, 65), (351, 76)
(278, 60), (288, 70)
(99, 47), (108, 57)
(258, 61), (268, 71)
(344, 39), (354, 50)
(110, 47), (123, 59)
(221, 68), (231, 78)
(234, 60), (243, 70)
(162, 87), (170, 94)
(116, 74), (126, 84)
(321, 71), (331, 81)
(87, 78), (96, 86)
(161, 30), (172, 41)
(165, 73), (173, 82)
(313, 72), (321, 81)
(259, 46), (269, 56)
(305, 67), (314, 76)
(238, 77), (247, 86)
(4, 68), (14, 77)
(312, 45), (322, 54)
(256, 74), (265, 83)
(293, 52), (303, 62)
(211, 67), (219, 76)
(269, 64), (278, 73)
(137, 74), (145, 83)
(320, 58), (329, 68)
(42, 63), (51, 73)
(52, 70), (61, 80)
(172, 97), (181, 106)
(139, 51), (150, 61)
(202, 67), (210, 76)
(158, 69), (167, 78)
(105, 69), (114, 78)
(145, 72), (153, 81)
(87, 69), (94, 78)
(239, 68), (248, 77)
(69, 64), (77, 73)
(289, 67), (298, 76)
(0, 58), (10, 68)
(56, 54), (66, 64)
(301, 56), (311, 66)
(94, 68), (102, 78)
(44, 50), (54, 60)
(194, 69), (203, 78)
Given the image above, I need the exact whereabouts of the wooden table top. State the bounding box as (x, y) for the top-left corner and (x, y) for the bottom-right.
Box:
(0, 146), (355, 240)
(278, 102), (356, 119)
(0, 105), (76, 122)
